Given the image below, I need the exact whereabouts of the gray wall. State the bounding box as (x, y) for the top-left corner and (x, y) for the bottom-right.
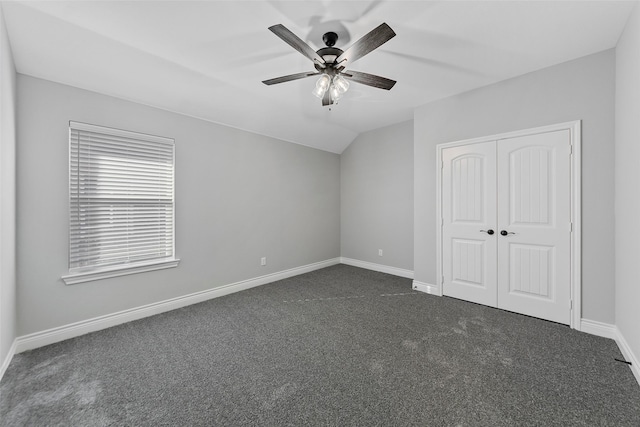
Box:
(17, 75), (340, 336)
(340, 120), (413, 271)
(0, 6), (17, 369)
(414, 49), (616, 324)
(615, 4), (640, 365)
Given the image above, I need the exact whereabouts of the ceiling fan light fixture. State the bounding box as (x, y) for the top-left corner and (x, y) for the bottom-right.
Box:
(312, 84), (327, 99)
(329, 84), (342, 102)
(312, 74), (331, 98)
(316, 74), (331, 91)
(333, 75), (349, 93)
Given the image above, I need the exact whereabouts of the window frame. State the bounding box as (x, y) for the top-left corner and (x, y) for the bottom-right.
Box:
(62, 121), (179, 285)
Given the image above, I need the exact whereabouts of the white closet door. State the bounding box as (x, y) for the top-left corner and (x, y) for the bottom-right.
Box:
(442, 141), (497, 307)
(496, 130), (571, 324)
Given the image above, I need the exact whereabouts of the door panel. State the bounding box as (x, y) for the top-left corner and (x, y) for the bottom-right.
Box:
(508, 244), (553, 299)
(442, 142), (497, 307)
(497, 130), (571, 324)
(509, 146), (552, 225)
(452, 239), (485, 286)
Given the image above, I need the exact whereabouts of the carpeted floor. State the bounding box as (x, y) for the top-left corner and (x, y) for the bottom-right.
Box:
(1, 264), (639, 426)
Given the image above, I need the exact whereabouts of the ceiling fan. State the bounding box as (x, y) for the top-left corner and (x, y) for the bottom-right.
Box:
(262, 22), (397, 106)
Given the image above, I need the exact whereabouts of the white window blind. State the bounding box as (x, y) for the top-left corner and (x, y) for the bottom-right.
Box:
(66, 121), (177, 282)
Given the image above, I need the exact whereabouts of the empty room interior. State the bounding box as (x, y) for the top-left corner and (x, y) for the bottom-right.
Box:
(1, 0), (640, 425)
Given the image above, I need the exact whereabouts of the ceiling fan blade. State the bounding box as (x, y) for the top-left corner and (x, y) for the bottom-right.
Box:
(268, 24), (325, 65)
(262, 72), (320, 86)
(343, 70), (396, 90)
(322, 89), (332, 106)
(336, 23), (395, 65)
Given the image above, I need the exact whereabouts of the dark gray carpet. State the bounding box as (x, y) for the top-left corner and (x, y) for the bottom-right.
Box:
(1, 265), (639, 426)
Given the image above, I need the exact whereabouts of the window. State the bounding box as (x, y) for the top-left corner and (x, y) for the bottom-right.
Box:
(62, 121), (179, 285)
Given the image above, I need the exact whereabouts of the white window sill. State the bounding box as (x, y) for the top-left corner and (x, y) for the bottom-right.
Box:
(62, 259), (180, 285)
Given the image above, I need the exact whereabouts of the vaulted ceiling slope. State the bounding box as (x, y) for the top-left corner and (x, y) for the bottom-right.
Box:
(2, 1), (635, 153)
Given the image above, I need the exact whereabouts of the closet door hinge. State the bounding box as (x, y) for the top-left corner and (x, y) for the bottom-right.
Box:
(441, 275), (444, 285)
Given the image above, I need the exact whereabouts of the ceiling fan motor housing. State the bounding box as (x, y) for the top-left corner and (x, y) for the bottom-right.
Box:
(315, 47), (344, 72)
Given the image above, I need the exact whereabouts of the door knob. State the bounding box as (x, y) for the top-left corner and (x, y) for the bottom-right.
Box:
(480, 229), (494, 235)
(500, 230), (516, 236)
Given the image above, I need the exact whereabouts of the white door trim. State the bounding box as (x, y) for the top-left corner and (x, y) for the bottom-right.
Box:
(435, 121), (582, 330)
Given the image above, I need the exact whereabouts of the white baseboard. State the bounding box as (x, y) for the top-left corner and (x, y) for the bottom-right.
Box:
(15, 258), (340, 354)
(412, 280), (441, 296)
(615, 327), (640, 386)
(580, 319), (639, 386)
(0, 339), (17, 382)
(580, 319), (617, 339)
(339, 257), (414, 279)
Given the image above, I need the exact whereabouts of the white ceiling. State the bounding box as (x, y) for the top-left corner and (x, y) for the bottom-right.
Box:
(2, 1), (636, 153)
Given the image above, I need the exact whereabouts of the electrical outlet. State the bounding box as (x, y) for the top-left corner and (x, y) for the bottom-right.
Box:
(261, 257), (267, 266)
(378, 249), (383, 256)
